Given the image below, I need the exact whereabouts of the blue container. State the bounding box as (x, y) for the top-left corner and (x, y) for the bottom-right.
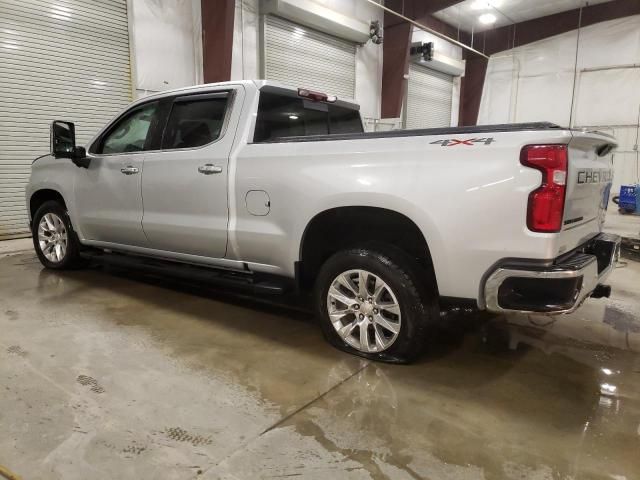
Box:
(619, 185), (638, 211)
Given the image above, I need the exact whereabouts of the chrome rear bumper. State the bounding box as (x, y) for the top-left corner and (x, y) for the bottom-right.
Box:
(484, 233), (621, 314)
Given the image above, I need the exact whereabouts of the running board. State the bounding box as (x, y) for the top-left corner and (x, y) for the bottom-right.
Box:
(80, 250), (287, 295)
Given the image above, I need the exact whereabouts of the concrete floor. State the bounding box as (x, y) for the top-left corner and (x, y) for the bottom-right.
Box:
(0, 251), (639, 480)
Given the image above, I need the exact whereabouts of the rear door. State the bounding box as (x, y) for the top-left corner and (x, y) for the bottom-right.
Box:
(565, 130), (616, 233)
(141, 87), (243, 258)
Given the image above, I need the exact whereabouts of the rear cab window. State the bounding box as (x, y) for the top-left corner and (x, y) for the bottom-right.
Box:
(253, 90), (363, 142)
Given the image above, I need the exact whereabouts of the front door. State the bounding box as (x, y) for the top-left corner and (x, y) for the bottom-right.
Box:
(75, 101), (161, 246)
(141, 89), (241, 258)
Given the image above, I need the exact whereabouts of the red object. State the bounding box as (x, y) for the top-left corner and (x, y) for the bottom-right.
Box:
(297, 88), (336, 103)
(521, 145), (568, 233)
(202, 0), (235, 83)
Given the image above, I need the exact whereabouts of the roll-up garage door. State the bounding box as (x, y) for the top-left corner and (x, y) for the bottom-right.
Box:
(264, 15), (356, 100)
(406, 63), (454, 129)
(0, 0), (132, 239)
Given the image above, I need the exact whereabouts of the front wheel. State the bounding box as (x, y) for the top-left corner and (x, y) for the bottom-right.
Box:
(32, 201), (84, 270)
(315, 246), (438, 363)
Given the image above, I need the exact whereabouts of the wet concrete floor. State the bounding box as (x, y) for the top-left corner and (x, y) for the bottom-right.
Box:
(0, 252), (639, 479)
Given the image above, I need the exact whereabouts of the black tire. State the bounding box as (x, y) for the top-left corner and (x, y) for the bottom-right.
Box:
(315, 245), (439, 363)
(32, 200), (84, 270)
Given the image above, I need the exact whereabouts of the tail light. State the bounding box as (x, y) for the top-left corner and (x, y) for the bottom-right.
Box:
(520, 145), (568, 233)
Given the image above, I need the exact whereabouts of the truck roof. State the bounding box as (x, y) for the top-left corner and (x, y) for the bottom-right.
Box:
(130, 80), (359, 109)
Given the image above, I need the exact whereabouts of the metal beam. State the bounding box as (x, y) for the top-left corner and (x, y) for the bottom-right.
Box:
(381, 21), (412, 118)
(364, 0), (489, 59)
(459, 0), (640, 126)
(201, 0), (235, 83)
(477, 0), (640, 55)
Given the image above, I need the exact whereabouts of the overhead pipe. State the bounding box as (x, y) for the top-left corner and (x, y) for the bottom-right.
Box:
(363, 0), (490, 59)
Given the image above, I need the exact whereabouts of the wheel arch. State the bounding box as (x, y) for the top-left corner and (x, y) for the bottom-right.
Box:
(298, 206), (438, 292)
(29, 189), (67, 227)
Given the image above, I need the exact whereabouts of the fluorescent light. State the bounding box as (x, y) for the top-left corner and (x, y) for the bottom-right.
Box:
(479, 13), (497, 25)
(289, 115), (299, 120)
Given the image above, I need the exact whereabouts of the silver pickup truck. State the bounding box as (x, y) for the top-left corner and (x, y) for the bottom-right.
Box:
(26, 80), (621, 362)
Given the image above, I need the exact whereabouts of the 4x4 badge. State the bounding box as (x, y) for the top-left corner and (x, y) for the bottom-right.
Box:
(430, 138), (495, 146)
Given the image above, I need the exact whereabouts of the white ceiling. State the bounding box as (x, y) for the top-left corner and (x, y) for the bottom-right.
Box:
(433, 0), (614, 33)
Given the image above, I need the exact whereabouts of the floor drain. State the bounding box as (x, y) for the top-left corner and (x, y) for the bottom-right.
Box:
(76, 375), (105, 394)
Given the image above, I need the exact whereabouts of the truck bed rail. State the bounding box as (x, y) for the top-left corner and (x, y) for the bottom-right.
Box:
(256, 122), (563, 144)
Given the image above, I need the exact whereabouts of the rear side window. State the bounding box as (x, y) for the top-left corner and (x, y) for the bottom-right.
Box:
(100, 102), (159, 154)
(253, 92), (363, 142)
(162, 94), (229, 150)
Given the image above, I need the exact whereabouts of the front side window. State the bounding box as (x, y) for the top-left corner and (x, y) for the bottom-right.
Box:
(100, 102), (159, 154)
(254, 91), (363, 142)
(161, 95), (229, 150)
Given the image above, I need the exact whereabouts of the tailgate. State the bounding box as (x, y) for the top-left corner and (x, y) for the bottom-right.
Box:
(563, 130), (617, 235)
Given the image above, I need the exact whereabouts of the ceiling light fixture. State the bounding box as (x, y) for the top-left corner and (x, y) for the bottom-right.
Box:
(479, 13), (497, 25)
(289, 115), (299, 120)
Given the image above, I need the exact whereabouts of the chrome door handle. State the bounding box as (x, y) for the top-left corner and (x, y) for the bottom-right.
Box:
(120, 166), (139, 175)
(198, 164), (223, 175)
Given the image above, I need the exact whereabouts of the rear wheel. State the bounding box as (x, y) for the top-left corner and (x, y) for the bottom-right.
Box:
(315, 246), (438, 363)
(32, 201), (84, 269)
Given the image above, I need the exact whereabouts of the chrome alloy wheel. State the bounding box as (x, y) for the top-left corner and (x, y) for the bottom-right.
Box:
(327, 269), (402, 353)
(37, 213), (68, 263)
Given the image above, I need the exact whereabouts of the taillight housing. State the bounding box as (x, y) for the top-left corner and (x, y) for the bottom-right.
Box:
(520, 144), (568, 233)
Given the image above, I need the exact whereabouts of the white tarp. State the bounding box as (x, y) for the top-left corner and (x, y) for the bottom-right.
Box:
(574, 68), (640, 127)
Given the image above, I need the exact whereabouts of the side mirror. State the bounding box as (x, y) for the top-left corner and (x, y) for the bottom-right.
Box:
(51, 120), (90, 168)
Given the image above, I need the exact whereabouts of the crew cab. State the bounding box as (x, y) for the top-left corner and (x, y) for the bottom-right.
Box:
(26, 80), (621, 362)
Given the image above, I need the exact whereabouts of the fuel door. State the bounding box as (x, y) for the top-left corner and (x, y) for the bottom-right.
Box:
(245, 190), (271, 216)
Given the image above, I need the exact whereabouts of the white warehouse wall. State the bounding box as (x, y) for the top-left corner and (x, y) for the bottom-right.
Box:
(128, 0), (204, 98)
(230, 0), (383, 122)
(478, 15), (640, 193)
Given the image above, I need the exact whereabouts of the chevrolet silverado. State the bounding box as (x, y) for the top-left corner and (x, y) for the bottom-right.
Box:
(26, 80), (621, 362)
